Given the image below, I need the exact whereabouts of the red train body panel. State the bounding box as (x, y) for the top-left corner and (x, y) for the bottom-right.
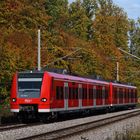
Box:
(10, 71), (137, 118)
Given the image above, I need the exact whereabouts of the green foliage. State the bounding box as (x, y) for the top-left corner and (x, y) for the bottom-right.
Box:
(129, 19), (140, 56)
(67, 0), (91, 40)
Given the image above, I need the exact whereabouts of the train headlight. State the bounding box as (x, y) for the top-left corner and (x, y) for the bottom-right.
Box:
(12, 98), (16, 102)
(41, 98), (47, 102)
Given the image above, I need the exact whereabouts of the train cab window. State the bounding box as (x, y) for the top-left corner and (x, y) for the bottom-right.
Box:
(56, 86), (64, 100)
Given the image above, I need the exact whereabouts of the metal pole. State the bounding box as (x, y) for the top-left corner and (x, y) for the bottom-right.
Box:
(38, 29), (41, 71)
(116, 61), (119, 81)
(118, 48), (140, 60)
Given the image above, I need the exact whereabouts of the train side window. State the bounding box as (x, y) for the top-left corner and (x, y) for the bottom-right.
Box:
(75, 88), (78, 99)
(102, 87), (105, 99)
(89, 88), (93, 99)
(72, 88), (75, 99)
(100, 87), (102, 99)
(131, 89), (134, 99)
(117, 88), (119, 99)
(130, 89), (132, 99)
(84, 88), (86, 99)
(100, 86), (102, 99)
(105, 87), (108, 99)
(125, 88), (128, 99)
(135, 89), (137, 99)
(97, 86), (101, 99)
(85, 88), (87, 99)
(69, 87), (78, 99)
(133, 89), (135, 99)
(69, 87), (72, 99)
(82, 88), (87, 99)
(124, 89), (126, 98)
(56, 86), (59, 99)
(60, 87), (64, 99)
(113, 87), (117, 99)
(96, 87), (99, 99)
(129, 89), (131, 99)
(79, 86), (82, 99)
(93, 87), (96, 99)
(82, 88), (84, 99)
(71, 88), (73, 99)
(119, 88), (123, 99)
(56, 86), (64, 100)
(128, 89), (130, 99)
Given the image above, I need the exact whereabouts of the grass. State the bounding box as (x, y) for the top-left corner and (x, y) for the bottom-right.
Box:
(106, 129), (140, 140)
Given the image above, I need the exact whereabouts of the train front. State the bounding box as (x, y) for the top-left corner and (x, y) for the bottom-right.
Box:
(10, 72), (51, 121)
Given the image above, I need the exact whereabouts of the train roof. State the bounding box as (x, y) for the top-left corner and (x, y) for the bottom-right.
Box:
(48, 72), (109, 85)
(111, 82), (137, 89)
(18, 71), (137, 88)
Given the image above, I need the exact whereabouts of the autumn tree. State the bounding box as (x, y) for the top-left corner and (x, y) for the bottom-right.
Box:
(66, 0), (91, 40)
(129, 19), (140, 56)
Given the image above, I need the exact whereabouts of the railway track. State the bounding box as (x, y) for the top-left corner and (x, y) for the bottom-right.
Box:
(0, 123), (26, 132)
(17, 109), (140, 140)
(0, 123), (42, 132)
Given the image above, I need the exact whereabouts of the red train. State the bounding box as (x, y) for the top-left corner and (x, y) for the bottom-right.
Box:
(10, 71), (137, 122)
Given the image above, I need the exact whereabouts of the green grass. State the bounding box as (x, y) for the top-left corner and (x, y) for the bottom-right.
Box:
(112, 129), (140, 140)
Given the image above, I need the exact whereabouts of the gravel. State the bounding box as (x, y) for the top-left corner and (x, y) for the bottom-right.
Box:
(0, 109), (140, 140)
(61, 115), (140, 140)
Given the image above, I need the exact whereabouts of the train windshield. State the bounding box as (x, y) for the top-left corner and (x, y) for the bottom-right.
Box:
(18, 73), (43, 98)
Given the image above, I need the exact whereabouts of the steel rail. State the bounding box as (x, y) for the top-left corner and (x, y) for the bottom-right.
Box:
(0, 123), (42, 132)
(18, 109), (140, 140)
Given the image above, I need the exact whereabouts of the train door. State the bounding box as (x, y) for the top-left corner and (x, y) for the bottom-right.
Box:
(68, 82), (79, 108)
(102, 86), (105, 105)
(51, 80), (64, 109)
(82, 84), (88, 107)
(93, 86), (96, 107)
(64, 82), (68, 110)
(79, 84), (82, 109)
